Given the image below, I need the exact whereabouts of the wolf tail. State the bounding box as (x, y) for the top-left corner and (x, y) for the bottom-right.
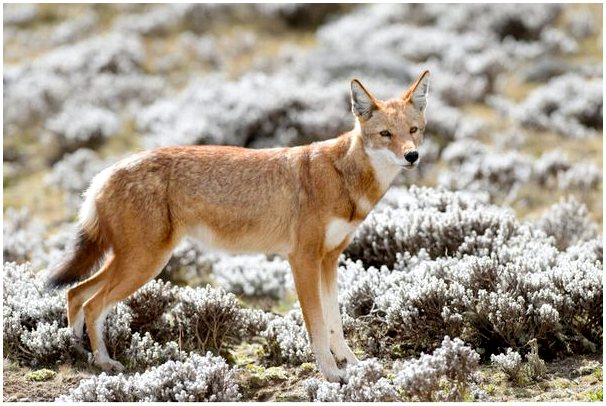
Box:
(46, 168), (111, 288)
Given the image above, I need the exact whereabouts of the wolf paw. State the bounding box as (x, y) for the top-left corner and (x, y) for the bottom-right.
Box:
(94, 356), (125, 373)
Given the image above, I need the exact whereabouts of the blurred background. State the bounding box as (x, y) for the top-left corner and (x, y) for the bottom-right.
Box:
(3, 3), (603, 267)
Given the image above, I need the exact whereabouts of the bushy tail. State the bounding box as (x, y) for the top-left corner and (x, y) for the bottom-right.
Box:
(46, 227), (108, 288)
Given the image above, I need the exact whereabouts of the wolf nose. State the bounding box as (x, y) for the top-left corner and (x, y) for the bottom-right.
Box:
(405, 151), (419, 164)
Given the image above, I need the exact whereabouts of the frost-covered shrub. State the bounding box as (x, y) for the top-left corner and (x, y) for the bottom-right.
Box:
(337, 186), (602, 357)
(46, 149), (115, 211)
(58, 352), (240, 401)
(45, 104), (120, 151)
(534, 150), (572, 187)
(51, 10), (99, 46)
(3, 3), (38, 26)
(136, 72), (349, 149)
(161, 238), (216, 281)
(213, 255), (293, 300)
(563, 238), (602, 264)
(4, 33), (166, 142)
(566, 8), (597, 39)
(491, 73), (603, 138)
(162, 285), (263, 353)
(262, 309), (313, 365)
(536, 197), (598, 250)
(394, 336), (480, 401)
(557, 163), (602, 192)
(346, 186), (516, 267)
(19, 321), (76, 367)
(124, 332), (187, 371)
(490, 348), (522, 380)
(103, 303), (135, 360)
(3, 208), (46, 265)
(304, 358), (398, 401)
(125, 279), (178, 334)
(3, 262), (73, 366)
(438, 139), (534, 201)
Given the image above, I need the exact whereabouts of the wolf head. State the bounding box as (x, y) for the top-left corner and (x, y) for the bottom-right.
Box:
(350, 71), (430, 171)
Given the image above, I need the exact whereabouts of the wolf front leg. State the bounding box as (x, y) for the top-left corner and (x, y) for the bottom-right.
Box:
(289, 252), (344, 383)
(321, 248), (359, 365)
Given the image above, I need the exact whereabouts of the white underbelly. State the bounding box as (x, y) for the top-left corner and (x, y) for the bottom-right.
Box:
(187, 224), (290, 256)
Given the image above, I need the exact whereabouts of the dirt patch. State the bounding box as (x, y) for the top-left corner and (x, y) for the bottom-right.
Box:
(3, 360), (94, 402)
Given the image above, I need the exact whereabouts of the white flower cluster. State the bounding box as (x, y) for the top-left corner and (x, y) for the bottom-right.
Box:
(58, 352), (240, 401)
(213, 254), (294, 300)
(490, 348), (522, 380)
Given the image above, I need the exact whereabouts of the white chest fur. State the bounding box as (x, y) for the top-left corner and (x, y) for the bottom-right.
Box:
(325, 218), (359, 250)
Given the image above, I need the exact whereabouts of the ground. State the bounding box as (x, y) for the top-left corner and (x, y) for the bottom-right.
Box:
(3, 351), (602, 402)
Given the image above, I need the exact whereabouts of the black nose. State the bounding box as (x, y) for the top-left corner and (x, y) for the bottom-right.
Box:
(405, 151), (419, 163)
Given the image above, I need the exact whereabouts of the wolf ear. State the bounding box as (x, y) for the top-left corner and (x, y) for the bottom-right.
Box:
(403, 70), (430, 112)
(351, 79), (378, 120)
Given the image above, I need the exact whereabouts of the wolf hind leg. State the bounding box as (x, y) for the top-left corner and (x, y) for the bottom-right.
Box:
(82, 247), (173, 372)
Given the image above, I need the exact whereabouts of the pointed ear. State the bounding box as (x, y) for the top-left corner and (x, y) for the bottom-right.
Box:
(403, 70), (430, 112)
(351, 79), (378, 120)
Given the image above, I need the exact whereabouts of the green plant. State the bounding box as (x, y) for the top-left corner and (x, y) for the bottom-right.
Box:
(25, 369), (56, 382)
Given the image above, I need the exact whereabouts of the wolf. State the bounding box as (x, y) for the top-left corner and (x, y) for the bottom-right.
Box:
(48, 70), (430, 382)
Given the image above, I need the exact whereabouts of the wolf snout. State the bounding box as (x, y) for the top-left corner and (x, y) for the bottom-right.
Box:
(404, 151), (419, 164)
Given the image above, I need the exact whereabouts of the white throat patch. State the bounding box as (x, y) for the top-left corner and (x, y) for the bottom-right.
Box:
(365, 147), (403, 191)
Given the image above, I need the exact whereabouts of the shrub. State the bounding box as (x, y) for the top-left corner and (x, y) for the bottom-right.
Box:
(45, 104), (120, 151)
(3, 208), (46, 266)
(394, 336), (480, 401)
(262, 309), (313, 365)
(58, 352), (241, 401)
(304, 358), (398, 401)
(213, 255), (293, 300)
(490, 73), (602, 139)
(490, 348), (523, 380)
(46, 149), (115, 211)
(523, 339), (547, 381)
(438, 139), (534, 202)
(535, 197), (598, 250)
(136, 72), (349, 150)
(124, 332), (187, 371)
(345, 186), (516, 267)
(162, 285), (262, 353)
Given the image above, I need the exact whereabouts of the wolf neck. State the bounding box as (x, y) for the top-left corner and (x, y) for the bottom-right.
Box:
(332, 128), (401, 204)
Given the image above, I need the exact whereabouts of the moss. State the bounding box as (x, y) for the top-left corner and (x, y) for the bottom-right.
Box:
(301, 362), (316, 372)
(25, 369), (56, 382)
(588, 388), (603, 401)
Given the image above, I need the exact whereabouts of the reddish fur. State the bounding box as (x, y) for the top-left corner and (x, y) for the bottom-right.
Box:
(59, 71), (430, 380)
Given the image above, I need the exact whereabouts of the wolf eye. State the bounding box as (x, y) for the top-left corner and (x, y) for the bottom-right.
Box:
(380, 130), (392, 137)
(410, 126), (418, 134)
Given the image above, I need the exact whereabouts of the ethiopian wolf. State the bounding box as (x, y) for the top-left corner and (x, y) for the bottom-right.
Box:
(48, 71), (430, 382)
